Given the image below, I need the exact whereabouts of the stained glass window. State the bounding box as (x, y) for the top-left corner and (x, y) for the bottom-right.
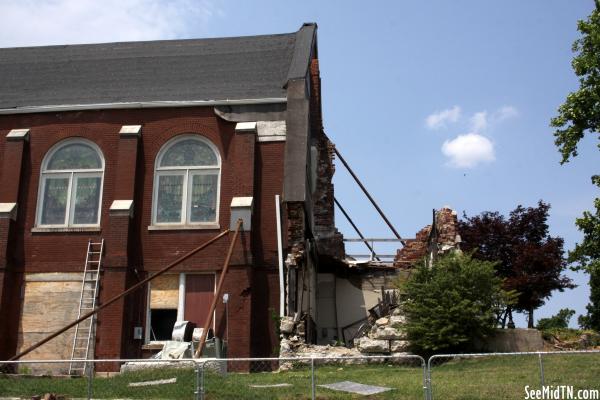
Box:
(154, 136), (220, 225)
(160, 139), (218, 167)
(37, 140), (104, 227)
(47, 143), (102, 170)
(156, 175), (184, 223)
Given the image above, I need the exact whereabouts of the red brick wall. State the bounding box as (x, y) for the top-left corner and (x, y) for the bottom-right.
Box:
(0, 106), (285, 361)
(250, 141), (285, 356)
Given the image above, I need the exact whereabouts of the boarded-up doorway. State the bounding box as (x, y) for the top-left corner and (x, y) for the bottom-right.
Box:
(184, 274), (215, 328)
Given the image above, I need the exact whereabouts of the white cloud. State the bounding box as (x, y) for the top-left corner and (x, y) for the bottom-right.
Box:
(436, 105), (517, 168)
(425, 106), (461, 130)
(494, 105), (519, 121)
(469, 111), (488, 133)
(0, 0), (220, 47)
(441, 133), (495, 168)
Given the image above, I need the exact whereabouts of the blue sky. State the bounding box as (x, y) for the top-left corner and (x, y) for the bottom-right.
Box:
(1, 0), (597, 327)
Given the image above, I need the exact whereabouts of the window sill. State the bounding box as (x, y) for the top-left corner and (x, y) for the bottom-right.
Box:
(31, 226), (101, 233)
(148, 223), (220, 231)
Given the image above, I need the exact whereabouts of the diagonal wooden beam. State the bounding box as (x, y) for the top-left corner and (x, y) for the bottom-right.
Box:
(194, 219), (243, 358)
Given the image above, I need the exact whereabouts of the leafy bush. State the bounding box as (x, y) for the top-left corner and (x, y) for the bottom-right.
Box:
(400, 252), (507, 355)
(536, 308), (575, 331)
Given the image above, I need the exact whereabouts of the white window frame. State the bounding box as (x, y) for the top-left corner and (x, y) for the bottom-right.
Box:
(35, 139), (105, 228)
(151, 135), (221, 227)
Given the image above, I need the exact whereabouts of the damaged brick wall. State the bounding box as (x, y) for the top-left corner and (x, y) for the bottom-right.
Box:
(309, 59), (344, 260)
(393, 207), (461, 268)
(393, 225), (433, 268)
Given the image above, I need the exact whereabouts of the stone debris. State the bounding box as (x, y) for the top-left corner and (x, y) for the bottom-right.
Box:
(280, 316), (295, 334)
(357, 338), (389, 353)
(371, 326), (406, 340)
(390, 340), (410, 352)
(319, 381), (392, 395)
(375, 317), (389, 326)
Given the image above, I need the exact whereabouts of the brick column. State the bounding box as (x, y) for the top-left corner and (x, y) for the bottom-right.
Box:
(96, 126), (141, 368)
(0, 128), (29, 359)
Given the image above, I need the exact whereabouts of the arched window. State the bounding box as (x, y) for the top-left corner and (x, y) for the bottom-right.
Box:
(153, 135), (221, 225)
(37, 139), (104, 227)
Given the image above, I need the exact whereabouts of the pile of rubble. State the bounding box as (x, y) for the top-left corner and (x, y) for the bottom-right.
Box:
(279, 306), (410, 365)
(355, 307), (409, 354)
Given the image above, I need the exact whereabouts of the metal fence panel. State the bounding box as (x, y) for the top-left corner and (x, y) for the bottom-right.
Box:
(0, 359), (198, 400)
(427, 351), (600, 400)
(1, 351), (598, 399)
(312, 355), (427, 400)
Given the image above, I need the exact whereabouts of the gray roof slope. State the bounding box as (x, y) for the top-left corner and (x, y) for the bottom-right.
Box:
(0, 24), (316, 112)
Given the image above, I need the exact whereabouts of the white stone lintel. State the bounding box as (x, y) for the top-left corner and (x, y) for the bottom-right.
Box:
(6, 129), (30, 141)
(235, 122), (257, 134)
(109, 199), (134, 217)
(231, 196), (253, 208)
(119, 125), (142, 137)
(230, 197), (253, 231)
(0, 202), (17, 220)
(257, 121), (286, 142)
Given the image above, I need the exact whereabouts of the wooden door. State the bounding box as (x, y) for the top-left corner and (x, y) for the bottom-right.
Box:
(184, 274), (215, 328)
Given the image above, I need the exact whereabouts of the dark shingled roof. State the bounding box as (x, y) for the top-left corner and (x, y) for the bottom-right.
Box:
(0, 24), (316, 112)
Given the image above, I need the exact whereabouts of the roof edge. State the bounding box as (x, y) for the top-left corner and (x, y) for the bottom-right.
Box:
(0, 98), (287, 115)
(286, 23), (317, 81)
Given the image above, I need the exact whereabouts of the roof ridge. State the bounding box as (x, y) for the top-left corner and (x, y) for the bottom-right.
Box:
(0, 30), (298, 51)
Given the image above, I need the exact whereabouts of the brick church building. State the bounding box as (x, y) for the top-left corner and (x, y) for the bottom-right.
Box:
(0, 23), (343, 369)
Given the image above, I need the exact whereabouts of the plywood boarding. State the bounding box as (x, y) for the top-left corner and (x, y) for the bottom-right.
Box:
(150, 274), (179, 309)
(17, 274), (82, 362)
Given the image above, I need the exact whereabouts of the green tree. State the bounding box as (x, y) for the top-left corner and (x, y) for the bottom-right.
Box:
(401, 252), (507, 354)
(536, 308), (576, 331)
(569, 188), (600, 330)
(552, 2), (600, 331)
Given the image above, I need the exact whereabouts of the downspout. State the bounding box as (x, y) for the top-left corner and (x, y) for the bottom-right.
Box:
(275, 195), (286, 318)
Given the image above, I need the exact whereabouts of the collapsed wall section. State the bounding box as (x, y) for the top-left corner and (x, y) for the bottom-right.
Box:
(393, 207), (461, 268)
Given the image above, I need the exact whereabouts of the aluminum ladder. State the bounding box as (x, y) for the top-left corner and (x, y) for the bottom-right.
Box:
(68, 239), (104, 376)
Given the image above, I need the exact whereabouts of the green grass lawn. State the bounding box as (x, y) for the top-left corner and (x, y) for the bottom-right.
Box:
(0, 353), (599, 399)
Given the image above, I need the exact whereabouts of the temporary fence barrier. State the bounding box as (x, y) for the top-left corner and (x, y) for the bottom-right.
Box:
(1, 350), (598, 399)
(426, 350), (600, 400)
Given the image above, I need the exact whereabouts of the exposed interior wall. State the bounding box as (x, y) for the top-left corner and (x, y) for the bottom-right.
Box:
(315, 273), (337, 344)
(17, 273), (83, 373)
(335, 277), (381, 328)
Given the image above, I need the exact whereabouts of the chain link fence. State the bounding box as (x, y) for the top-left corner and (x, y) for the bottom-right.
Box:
(0, 351), (598, 399)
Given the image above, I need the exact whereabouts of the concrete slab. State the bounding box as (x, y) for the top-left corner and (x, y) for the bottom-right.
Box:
(319, 380), (392, 395)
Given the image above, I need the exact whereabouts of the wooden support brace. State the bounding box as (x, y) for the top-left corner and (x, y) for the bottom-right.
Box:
(194, 219), (243, 358)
